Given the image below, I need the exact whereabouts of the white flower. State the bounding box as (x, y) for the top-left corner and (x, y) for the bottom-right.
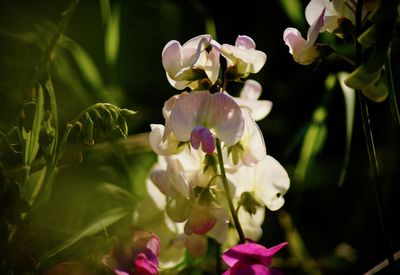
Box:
(168, 91), (244, 153)
(228, 155), (290, 211)
(226, 109), (266, 167)
(215, 35), (267, 79)
(230, 79), (272, 121)
(162, 34), (220, 90)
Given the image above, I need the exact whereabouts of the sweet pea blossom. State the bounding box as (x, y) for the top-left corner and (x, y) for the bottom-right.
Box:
(283, 8), (326, 65)
(184, 203), (229, 243)
(149, 124), (184, 156)
(222, 242), (287, 275)
(305, 0), (339, 32)
(217, 35), (267, 79)
(102, 231), (160, 275)
(162, 34), (220, 90)
(237, 206), (265, 242)
(168, 91), (244, 154)
(149, 154), (230, 243)
(227, 155), (290, 211)
(226, 109), (266, 167)
(231, 79), (272, 121)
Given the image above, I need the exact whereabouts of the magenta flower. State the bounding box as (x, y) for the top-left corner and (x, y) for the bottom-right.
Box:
(222, 242), (287, 275)
(102, 231), (160, 275)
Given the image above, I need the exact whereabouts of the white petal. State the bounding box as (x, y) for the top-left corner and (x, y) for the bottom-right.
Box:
(236, 99), (272, 121)
(239, 109), (267, 166)
(168, 91), (210, 141)
(165, 72), (190, 90)
(240, 79), (262, 100)
(169, 91), (244, 146)
(206, 93), (244, 146)
(235, 35), (256, 49)
(255, 156), (290, 211)
(206, 208), (229, 244)
(305, 0), (330, 26)
(147, 170), (167, 209)
(237, 206), (265, 241)
(182, 34), (212, 50)
(182, 35), (212, 67)
(204, 47), (220, 84)
(149, 124), (183, 155)
(283, 27), (307, 55)
(167, 158), (191, 199)
(162, 40), (183, 77)
(220, 44), (267, 74)
(306, 7), (326, 46)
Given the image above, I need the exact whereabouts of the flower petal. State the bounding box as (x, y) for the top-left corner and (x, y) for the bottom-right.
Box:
(306, 8), (326, 46)
(190, 126), (215, 154)
(162, 40), (183, 77)
(167, 158), (191, 199)
(221, 44), (267, 74)
(205, 93), (244, 146)
(168, 91), (210, 141)
(255, 156), (290, 211)
(185, 234), (208, 257)
(305, 0), (329, 26)
(240, 79), (262, 100)
(169, 91), (244, 146)
(222, 242), (287, 268)
(283, 27), (307, 55)
(149, 124), (183, 155)
(235, 35), (256, 49)
(184, 206), (217, 235)
(134, 253), (158, 275)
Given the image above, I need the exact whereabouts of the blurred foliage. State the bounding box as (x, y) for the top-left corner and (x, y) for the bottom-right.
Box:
(0, 0), (399, 274)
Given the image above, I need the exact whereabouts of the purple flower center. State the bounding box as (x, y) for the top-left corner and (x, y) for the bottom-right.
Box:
(190, 126), (215, 154)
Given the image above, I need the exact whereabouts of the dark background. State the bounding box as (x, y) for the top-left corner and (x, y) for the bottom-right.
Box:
(1, 0), (399, 274)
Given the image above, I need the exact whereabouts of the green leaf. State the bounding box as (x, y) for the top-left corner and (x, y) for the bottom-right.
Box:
(344, 65), (380, 90)
(337, 72), (355, 186)
(63, 39), (104, 92)
(279, 0), (306, 28)
(99, 0), (111, 25)
(22, 166), (47, 205)
(295, 106), (327, 182)
(44, 78), (59, 157)
(105, 4), (121, 66)
(22, 85), (45, 167)
(43, 207), (130, 258)
(97, 182), (135, 201)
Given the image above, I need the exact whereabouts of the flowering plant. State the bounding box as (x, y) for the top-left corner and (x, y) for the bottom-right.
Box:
(143, 34), (289, 273)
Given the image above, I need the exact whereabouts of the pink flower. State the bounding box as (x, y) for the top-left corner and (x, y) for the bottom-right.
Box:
(102, 231), (160, 275)
(222, 242), (287, 275)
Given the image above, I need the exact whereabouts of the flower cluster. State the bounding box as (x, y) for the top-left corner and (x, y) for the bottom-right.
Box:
(283, 0), (389, 102)
(145, 34), (289, 272)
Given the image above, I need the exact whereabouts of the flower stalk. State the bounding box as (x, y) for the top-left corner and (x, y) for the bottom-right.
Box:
(355, 0), (396, 270)
(215, 138), (246, 243)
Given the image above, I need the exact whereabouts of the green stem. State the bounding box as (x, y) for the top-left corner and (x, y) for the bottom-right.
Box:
(215, 138), (246, 243)
(35, 123), (74, 206)
(333, 51), (356, 66)
(385, 46), (400, 127)
(355, 0), (396, 269)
